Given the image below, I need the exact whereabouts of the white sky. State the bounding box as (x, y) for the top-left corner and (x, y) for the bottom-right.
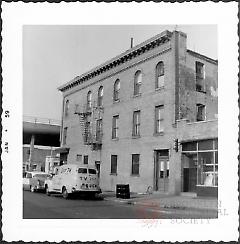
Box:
(23, 25), (217, 120)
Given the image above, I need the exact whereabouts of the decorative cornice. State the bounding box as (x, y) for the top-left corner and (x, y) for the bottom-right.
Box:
(58, 30), (173, 92)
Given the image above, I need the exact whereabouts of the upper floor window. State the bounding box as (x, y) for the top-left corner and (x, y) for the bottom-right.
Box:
(196, 61), (205, 92)
(134, 70), (142, 96)
(132, 110), (140, 137)
(196, 104), (206, 121)
(62, 127), (68, 145)
(155, 105), (164, 133)
(64, 100), (69, 117)
(96, 119), (103, 141)
(112, 115), (119, 139)
(87, 91), (92, 110)
(98, 86), (104, 107)
(156, 62), (164, 89)
(113, 79), (120, 101)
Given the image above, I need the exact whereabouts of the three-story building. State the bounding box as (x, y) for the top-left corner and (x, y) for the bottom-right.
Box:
(58, 30), (218, 196)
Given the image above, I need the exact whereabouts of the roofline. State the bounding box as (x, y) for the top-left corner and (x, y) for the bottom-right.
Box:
(58, 30), (173, 92)
(187, 49), (218, 65)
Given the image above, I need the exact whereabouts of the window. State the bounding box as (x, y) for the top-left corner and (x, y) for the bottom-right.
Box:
(113, 79), (120, 101)
(88, 169), (97, 175)
(132, 110), (140, 137)
(78, 168), (87, 174)
(112, 115), (119, 139)
(132, 154), (140, 175)
(87, 91), (92, 110)
(98, 86), (104, 107)
(76, 154), (82, 162)
(96, 119), (102, 141)
(155, 105), (164, 133)
(65, 100), (69, 117)
(110, 155), (117, 174)
(196, 61), (205, 92)
(134, 70), (142, 95)
(83, 155), (88, 165)
(62, 127), (68, 145)
(196, 104), (206, 121)
(156, 62), (164, 89)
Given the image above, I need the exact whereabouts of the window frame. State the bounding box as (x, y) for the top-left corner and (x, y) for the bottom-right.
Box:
(195, 61), (205, 92)
(97, 86), (104, 107)
(131, 154), (140, 176)
(132, 110), (141, 137)
(155, 62), (165, 89)
(134, 70), (142, 96)
(113, 79), (120, 102)
(196, 103), (206, 121)
(155, 105), (164, 134)
(112, 115), (119, 139)
(110, 155), (118, 175)
(87, 91), (92, 110)
(96, 118), (103, 141)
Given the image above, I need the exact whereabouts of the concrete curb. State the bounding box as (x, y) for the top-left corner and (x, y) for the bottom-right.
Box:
(104, 197), (217, 212)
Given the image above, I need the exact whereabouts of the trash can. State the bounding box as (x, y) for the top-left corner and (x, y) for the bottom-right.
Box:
(116, 184), (130, 199)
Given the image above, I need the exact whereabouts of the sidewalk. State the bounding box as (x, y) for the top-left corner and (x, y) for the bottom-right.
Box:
(102, 191), (218, 212)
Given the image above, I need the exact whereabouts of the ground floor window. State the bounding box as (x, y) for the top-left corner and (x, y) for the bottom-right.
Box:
(182, 139), (218, 190)
(131, 154), (140, 175)
(111, 155), (117, 174)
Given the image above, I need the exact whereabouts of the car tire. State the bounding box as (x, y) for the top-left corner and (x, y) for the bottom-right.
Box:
(62, 187), (69, 199)
(30, 185), (35, 193)
(45, 185), (50, 196)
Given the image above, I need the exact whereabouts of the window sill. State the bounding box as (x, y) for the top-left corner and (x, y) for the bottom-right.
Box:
(131, 174), (140, 177)
(155, 86), (164, 92)
(110, 173), (117, 176)
(133, 93), (142, 98)
(112, 138), (119, 141)
(153, 132), (164, 136)
(196, 90), (206, 94)
(132, 135), (141, 139)
(113, 99), (120, 104)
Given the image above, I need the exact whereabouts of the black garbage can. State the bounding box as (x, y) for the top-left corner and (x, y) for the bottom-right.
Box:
(116, 184), (130, 199)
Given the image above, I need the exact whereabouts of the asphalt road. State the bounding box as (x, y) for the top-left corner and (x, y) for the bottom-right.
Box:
(23, 190), (217, 219)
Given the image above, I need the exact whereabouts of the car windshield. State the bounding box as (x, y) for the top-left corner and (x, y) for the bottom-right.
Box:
(78, 168), (87, 174)
(33, 174), (50, 179)
(88, 169), (97, 174)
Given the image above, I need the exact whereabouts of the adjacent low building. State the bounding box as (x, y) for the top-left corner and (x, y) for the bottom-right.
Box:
(23, 116), (61, 172)
(57, 30), (218, 197)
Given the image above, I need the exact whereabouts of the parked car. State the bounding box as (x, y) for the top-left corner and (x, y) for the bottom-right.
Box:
(23, 171), (51, 192)
(44, 164), (101, 199)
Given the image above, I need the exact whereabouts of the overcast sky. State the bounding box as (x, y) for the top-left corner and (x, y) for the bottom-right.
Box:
(23, 25), (217, 120)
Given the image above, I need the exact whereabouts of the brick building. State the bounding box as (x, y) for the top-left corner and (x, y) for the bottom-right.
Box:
(58, 30), (218, 196)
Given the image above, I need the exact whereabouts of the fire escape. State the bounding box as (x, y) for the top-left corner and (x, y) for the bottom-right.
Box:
(74, 101), (103, 151)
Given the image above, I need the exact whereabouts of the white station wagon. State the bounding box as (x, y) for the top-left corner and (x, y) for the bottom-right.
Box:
(44, 164), (101, 199)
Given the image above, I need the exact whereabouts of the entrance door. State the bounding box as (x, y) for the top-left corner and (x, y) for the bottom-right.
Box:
(155, 151), (169, 192)
(183, 154), (197, 192)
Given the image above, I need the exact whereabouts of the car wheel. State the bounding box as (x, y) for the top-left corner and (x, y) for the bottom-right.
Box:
(45, 185), (50, 196)
(62, 187), (69, 199)
(30, 185), (35, 193)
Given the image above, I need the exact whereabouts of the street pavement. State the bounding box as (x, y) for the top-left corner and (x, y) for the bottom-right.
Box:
(23, 191), (217, 219)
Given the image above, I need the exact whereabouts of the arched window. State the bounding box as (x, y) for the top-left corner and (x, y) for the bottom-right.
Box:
(65, 100), (69, 117)
(134, 70), (142, 95)
(156, 62), (164, 89)
(87, 91), (92, 110)
(98, 86), (104, 107)
(113, 79), (120, 101)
